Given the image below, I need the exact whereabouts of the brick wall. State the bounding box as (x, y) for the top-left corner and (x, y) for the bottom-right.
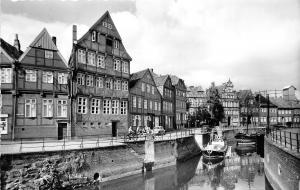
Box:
(264, 137), (300, 190)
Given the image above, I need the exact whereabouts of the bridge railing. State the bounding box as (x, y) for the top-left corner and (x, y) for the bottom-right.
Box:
(267, 128), (300, 153)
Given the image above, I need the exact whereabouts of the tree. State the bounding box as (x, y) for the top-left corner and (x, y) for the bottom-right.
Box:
(207, 82), (225, 126)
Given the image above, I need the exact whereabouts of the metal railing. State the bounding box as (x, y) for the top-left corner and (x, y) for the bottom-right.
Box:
(267, 128), (300, 153)
(1, 129), (204, 154)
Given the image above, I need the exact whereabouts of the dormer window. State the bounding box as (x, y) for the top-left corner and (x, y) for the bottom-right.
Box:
(45, 50), (53, 59)
(91, 31), (97, 42)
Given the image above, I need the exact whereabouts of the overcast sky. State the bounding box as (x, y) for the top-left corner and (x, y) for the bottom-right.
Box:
(1, 0), (300, 91)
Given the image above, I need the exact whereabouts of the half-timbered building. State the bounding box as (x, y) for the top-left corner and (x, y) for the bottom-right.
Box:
(69, 11), (131, 137)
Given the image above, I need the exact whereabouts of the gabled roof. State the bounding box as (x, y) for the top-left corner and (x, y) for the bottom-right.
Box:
(29, 28), (58, 51)
(283, 85), (296, 90)
(0, 38), (23, 60)
(130, 69), (148, 81)
(153, 75), (169, 87)
(19, 28), (67, 67)
(187, 86), (206, 98)
(270, 97), (293, 109)
(169, 75), (180, 85)
(238, 90), (252, 100)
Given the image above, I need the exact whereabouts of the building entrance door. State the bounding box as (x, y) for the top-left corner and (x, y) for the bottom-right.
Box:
(112, 121), (118, 137)
(58, 123), (67, 140)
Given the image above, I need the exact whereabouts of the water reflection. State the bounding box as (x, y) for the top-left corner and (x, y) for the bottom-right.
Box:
(82, 146), (265, 190)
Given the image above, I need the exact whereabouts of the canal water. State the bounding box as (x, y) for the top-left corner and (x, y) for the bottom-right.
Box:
(81, 135), (272, 190)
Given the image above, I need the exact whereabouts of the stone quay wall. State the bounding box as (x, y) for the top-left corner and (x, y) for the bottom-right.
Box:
(264, 137), (300, 190)
(1, 136), (200, 190)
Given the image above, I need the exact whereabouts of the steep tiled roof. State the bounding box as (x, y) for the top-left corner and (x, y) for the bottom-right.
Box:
(130, 69), (148, 81)
(0, 38), (23, 59)
(153, 75), (168, 87)
(169, 75), (180, 85)
(238, 90), (252, 100)
(187, 86), (206, 98)
(270, 97), (293, 108)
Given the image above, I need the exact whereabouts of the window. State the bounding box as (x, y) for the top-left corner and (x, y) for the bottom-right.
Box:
(97, 55), (105, 68)
(103, 99), (111, 114)
(149, 100), (153, 110)
(45, 50), (53, 59)
(91, 98), (101, 114)
(158, 103), (161, 111)
(114, 59), (121, 71)
(58, 73), (68, 84)
(77, 97), (88, 114)
(91, 31), (97, 42)
(86, 75), (94, 87)
(152, 86), (155, 94)
(147, 84), (150, 93)
(57, 100), (67, 117)
(96, 77), (104, 88)
(144, 99), (147, 109)
(114, 40), (119, 49)
(138, 97), (142, 108)
(133, 96), (137, 108)
(141, 83), (145, 92)
(43, 99), (53, 117)
(77, 74), (85, 85)
(122, 61), (129, 73)
(102, 22), (112, 29)
(112, 100), (119, 115)
(121, 101), (127, 115)
(114, 80), (121, 90)
(42, 71), (53, 83)
(78, 49), (86, 64)
(0, 68), (12, 83)
(87, 52), (96, 66)
(122, 81), (128, 91)
(25, 70), (37, 82)
(106, 78), (113, 89)
(154, 102), (158, 111)
(25, 99), (36, 117)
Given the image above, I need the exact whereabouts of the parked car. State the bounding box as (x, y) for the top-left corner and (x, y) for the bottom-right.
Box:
(152, 126), (165, 136)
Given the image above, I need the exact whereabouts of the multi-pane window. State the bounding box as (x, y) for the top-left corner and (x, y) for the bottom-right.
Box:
(91, 98), (101, 114)
(102, 22), (112, 29)
(43, 99), (53, 117)
(78, 49), (86, 64)
(103, 99), (111, 114)
(133, 96), (137, 108)
(25, 99), (36, 117)
(57, 100), (67, 117)
(87, 52), (96, 66)
(77, 73), (85, 85)
(112, 100), (119, 115)
(154, 102), (158, 111)
(141, 83), (145, 92)
(25, 70), (37, 82)
(114, 80), (121, 90)
(42, 71), (53, 83)
(122, 81), (128, 91)
(58, 73), (68, 84)
(138, 97), (142, 108)
(77, 97), (88, 114)
(121, 101), (127, 115)
(86, 75), (94, 87)
(122, 61), (129, 73)
(114, 40), (119, 49)
(96, 77), (104, 88)
(144, 100), (148, 109)
(45, 50), (53, 59)
(106, 78), (113, 89)
(0, 68), (12, 83)
(114, 59), (121, 71)
(152, 86), (155, 94)
(97, 55), (105, 68)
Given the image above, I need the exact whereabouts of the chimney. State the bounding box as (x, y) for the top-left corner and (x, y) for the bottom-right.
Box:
(52, 36), (56, 46)
(14, 34), (21, 52)
(150, 68), (153, 73)
(73, 25), (77, 43)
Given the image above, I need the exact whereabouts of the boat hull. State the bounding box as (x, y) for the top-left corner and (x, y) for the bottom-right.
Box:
(202, 145), (228, 159)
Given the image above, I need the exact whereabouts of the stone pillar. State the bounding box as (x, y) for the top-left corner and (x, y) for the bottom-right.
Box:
(144, 139), (155, 171)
